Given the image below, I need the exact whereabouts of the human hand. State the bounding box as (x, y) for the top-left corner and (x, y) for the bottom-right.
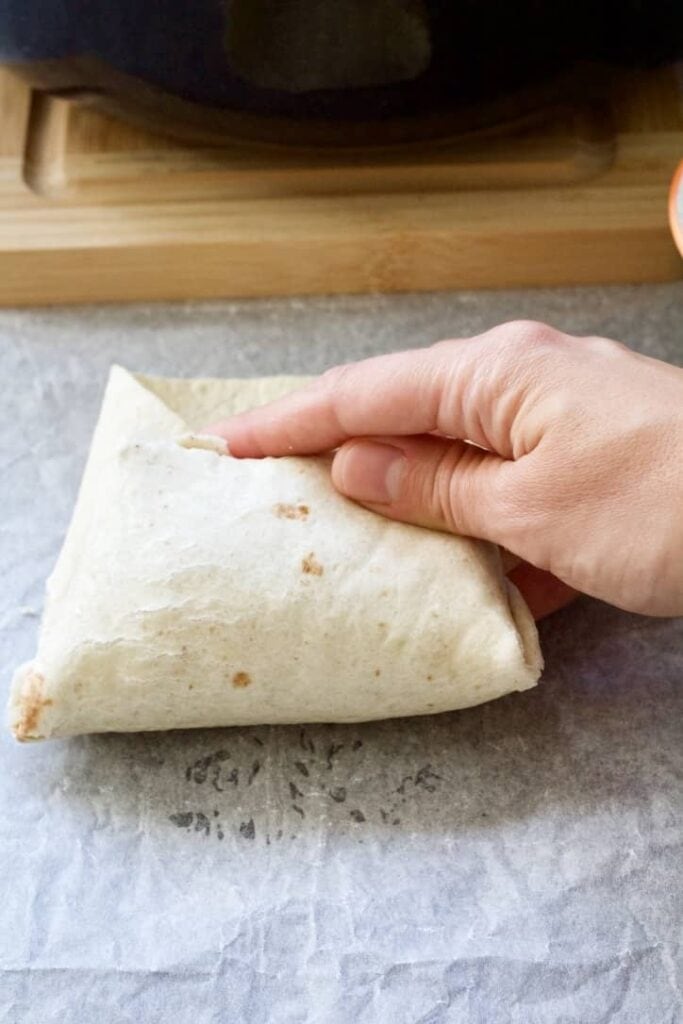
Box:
(207, 321), (683, 619)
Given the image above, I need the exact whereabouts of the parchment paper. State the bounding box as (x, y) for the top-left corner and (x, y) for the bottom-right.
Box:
(2, 285), (683, 1024)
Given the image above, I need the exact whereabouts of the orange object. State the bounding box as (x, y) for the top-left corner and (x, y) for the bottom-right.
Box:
(669, 159), (683, 257)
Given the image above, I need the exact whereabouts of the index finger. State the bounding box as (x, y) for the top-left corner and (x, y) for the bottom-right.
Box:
(207, 341), (483, 458)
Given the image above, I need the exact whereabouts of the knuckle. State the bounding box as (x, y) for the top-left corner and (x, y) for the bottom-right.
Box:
(424, 442), (482, 535)
(581, 335), (629, 359)
(430, 337), (459, 353)
(435, 445), (468, 532)
(317, 362), (354, 391)
(488, 319), (565, 355)
(404, 442), (463, 532)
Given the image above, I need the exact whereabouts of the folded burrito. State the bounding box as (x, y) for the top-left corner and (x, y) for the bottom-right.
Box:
(9, 366), (542, 740)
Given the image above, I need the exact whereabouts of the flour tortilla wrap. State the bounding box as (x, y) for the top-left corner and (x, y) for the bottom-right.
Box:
(9, 366), (542, 740)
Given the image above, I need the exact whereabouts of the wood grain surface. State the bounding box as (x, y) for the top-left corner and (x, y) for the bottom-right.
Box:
(0, 67), (681, 305)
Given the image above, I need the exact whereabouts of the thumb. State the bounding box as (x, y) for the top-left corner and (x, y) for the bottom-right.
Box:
(331, 435), (512, 544)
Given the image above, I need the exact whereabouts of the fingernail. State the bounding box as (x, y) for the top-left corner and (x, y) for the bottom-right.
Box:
(334, 441), (405, 504)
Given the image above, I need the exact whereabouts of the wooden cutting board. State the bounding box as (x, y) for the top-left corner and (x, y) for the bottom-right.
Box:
(0, 66), (681, 305)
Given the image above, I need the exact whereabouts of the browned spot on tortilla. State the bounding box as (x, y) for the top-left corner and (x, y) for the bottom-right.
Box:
(301, 553), (323, 576)
(427, 675), (433, 681)
(374, 669), (381, 677)
(14, 671), (53, 741)
(378, 622), (387, 629)
(274, 503), (309, 520)
(232, 671), (252, 688)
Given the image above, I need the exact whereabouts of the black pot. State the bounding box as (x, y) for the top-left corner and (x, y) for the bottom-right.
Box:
(1, 0), (682, 146)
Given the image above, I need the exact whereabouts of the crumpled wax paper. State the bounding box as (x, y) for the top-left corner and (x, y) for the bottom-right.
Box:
(1, 286), (682, 1024)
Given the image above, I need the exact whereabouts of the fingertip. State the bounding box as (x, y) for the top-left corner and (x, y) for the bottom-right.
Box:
(201, 414), (263, 458)
(202, 419), (230, 441)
